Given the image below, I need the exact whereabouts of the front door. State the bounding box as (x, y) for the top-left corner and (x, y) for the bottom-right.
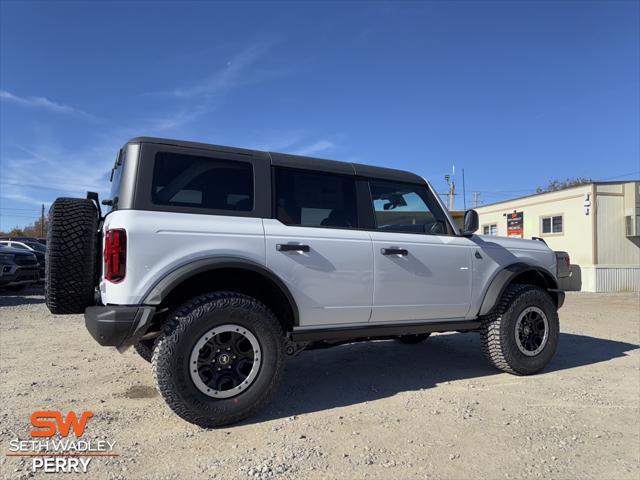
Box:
(367, 179), (473, 322)
(264, 168), (373, 327)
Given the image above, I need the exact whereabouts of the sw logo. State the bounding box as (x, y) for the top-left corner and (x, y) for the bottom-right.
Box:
(30, 410), (93, 437)
(5, 410), (117, 474)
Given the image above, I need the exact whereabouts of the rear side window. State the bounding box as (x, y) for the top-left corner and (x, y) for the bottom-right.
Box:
(107, 149), (124, 213)
(274, 168), (358, 228)
(151, 152), (253, 211)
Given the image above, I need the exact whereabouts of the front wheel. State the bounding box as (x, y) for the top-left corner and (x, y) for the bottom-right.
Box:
(152, 292), (284, 428)
(480, 284), (559, 375)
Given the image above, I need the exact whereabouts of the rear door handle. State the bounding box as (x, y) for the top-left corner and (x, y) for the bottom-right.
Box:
(277, 244), (310, 252)
(381, 247), (408, 256)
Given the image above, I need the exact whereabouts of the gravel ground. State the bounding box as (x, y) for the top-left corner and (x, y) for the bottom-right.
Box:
(0, 288), (638, 479)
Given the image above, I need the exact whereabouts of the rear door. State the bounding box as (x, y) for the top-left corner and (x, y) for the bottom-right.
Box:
(367, 179), (474, 322)
(264, 167), (373, 327)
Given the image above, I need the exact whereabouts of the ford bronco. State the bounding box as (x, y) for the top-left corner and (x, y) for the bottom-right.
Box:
(45, 137), (566, 427)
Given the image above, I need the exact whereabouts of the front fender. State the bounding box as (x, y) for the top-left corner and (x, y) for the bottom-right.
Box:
(478, 263), (559, 316)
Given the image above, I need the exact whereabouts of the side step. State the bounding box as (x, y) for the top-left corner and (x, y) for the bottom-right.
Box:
(290, 320), (481, 343)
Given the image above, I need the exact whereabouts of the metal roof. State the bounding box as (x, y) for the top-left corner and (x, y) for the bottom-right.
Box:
(475, 180), (640, 209)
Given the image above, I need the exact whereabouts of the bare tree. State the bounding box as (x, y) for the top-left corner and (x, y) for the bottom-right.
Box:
(536, 177), (593, 194)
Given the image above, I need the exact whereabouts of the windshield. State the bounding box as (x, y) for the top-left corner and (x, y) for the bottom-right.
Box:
(25, 242), (46, 252)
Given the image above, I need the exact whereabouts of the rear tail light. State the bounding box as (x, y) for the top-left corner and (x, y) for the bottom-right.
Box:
(564, 254), (571, 269)
(104, 229), (126, 282)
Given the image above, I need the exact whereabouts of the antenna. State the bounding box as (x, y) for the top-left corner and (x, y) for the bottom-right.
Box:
(462, 168), (467, 211)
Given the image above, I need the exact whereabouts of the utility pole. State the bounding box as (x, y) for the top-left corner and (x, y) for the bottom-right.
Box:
(472, 192), (480, 208)
(444, 174), (455, 210)
(41, 204), (45, 238)
(462, 168), (467, 211)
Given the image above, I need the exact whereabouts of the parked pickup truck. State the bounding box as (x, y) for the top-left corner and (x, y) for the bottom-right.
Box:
(0, 245), (40, 291)
(45, 137), (566, 427)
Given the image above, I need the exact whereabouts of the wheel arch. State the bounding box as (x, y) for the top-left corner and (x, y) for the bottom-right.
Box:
(478, 263), (559, 316)
(142, 257), (299, 330)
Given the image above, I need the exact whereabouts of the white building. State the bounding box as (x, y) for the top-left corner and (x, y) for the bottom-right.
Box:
(475, 181), (640, 292)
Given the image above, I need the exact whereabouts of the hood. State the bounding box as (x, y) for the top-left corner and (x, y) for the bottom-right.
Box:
(0, 245), (36, 256)
(471, 235), (552, 253)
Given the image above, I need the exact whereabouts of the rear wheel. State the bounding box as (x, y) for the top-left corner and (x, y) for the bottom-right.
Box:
(395, 333), (431, 344)
(45, 198), (98, 314)
(480, 284), (559, 375)
(152, 292), (284, 427)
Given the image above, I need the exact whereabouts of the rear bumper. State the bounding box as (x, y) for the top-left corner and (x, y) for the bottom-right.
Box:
(84, 305), (155, 351)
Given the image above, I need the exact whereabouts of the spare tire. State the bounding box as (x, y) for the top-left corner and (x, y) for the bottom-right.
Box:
(45, 198), (99, 314)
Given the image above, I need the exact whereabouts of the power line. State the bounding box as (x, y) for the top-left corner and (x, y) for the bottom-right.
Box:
(597, 170), (640, 181)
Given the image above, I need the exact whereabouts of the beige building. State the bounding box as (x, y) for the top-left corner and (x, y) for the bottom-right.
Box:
(475, 181), (640, 292)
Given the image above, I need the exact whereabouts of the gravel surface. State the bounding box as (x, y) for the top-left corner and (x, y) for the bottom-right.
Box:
(1, 289), (639, 479)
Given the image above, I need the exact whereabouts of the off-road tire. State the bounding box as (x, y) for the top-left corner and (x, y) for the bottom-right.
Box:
(134, 339), (155, 363)
(45, 198), (98, 314)
(152, 292), (285, 428)
(395, 333), (431, 344)
(480, 284), (559, 375)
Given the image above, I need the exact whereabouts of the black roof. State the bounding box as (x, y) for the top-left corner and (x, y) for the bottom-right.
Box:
(128, 137), (424, 184)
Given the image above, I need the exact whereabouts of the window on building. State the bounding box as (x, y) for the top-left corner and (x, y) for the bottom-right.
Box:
(483, 224), (498, 236)
(541, 215), (563, 234)
(274, 168), (358, 228)
(369, 180), (448, 235)
(151, 152), (253, 211)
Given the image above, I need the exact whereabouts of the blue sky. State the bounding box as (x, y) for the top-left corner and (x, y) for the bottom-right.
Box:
(0, 0), (638, 231)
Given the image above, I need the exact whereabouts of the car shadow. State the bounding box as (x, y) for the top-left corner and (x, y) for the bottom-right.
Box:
(0, 286), (45, 307)
(246, 332), (638, 425)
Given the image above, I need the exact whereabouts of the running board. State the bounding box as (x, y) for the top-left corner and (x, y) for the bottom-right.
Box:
(290, 320), (481, 343)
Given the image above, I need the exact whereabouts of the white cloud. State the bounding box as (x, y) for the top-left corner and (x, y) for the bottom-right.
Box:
(292, 140), (335, 156)
(0, 90), (92, 117)
(171, 41), (280, 99)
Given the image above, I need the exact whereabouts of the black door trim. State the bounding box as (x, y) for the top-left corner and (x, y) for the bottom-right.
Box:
(291, 319), (480, 342)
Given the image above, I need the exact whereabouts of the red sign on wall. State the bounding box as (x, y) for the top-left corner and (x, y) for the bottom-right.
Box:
(507, 211), (524, 238)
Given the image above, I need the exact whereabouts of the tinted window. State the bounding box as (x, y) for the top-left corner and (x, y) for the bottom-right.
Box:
(25, 241), (46, 252)
(275, 169), (358, 228)
(483, 224), (497, 236)
(542, 215), (563, 234)
(108, 149), (124, 211)
(369, 180), (448, 234)
(152, 152), (253, 211)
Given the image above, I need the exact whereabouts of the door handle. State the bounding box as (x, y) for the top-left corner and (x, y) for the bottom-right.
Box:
(277, 244), (310, 252)
(381, 247), (408, 256)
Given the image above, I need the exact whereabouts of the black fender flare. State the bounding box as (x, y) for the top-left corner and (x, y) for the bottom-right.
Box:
(142, 257), (299, 325)
(478, 263), (559, 316)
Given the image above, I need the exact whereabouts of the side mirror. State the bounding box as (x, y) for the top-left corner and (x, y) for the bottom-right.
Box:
(461, 209), (479, 236)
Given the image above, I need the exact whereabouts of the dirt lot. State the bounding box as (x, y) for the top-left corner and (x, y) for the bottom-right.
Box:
(0, 289), (638, 479)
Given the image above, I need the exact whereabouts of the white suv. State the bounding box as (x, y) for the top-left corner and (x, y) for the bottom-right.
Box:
(45, 137), (567, 427)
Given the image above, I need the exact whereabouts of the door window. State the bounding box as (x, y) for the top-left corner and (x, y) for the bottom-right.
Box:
(274, 168), (358, 228)
(369, 180), (449, 235)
